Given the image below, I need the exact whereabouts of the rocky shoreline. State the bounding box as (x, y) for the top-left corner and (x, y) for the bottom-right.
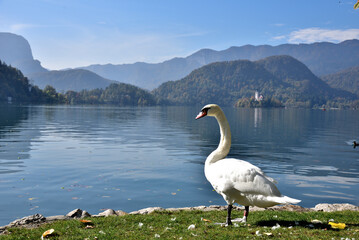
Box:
(1, 203), (358, 234)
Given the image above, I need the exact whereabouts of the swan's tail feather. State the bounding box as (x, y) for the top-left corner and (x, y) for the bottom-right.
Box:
(269, 195), (301, 205)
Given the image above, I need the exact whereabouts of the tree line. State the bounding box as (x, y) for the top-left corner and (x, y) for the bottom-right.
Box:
(0, 60), (159, 106)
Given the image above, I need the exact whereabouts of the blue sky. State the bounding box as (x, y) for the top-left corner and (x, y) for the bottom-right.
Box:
(0, 0), (358, 70)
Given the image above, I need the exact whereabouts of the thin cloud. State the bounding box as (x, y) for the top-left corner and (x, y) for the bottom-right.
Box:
(272, 23), (285, 27)
(9, 23), (37, 32)
(287, 28), (359, 43)
(272, 35), (286, 40)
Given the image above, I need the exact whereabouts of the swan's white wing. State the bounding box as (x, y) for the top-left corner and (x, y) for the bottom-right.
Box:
(205, 158), (281, 201)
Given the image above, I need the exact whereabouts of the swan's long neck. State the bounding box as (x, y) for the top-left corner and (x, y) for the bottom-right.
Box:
(206, 110), (231, 165)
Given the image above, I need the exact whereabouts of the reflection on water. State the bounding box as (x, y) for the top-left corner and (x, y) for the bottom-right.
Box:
(0, 105), (358, 225)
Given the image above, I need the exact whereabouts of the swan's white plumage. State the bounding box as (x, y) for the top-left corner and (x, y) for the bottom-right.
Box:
(198, 104), (300, 210)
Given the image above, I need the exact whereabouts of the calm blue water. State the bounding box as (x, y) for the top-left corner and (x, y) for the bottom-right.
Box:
(0, 105), (358, 226)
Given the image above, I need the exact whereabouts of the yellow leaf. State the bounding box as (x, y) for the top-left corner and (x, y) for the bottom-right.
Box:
(328, 222), (346, 229)
(80, 219), (92, 223)
(355, 0), (359, 9)
(202, 218), (211, 222)
(42, 228), (55, 238)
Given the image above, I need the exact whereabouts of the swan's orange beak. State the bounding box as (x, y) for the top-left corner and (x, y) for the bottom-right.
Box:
(196, 110), (207, 119)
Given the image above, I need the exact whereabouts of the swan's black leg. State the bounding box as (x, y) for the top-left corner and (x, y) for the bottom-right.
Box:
(226, 204), (233, 225)
(244, 206), (249, 220)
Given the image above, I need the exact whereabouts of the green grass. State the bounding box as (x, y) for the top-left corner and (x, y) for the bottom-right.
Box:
(1, 210), (359, 239)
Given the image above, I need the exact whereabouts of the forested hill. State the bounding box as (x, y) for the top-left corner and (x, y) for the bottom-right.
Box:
(152, 55), (356, 107)
(0, 60), (158, 106)
(322, 66), (359, 97)
(0, 60), (44, 103)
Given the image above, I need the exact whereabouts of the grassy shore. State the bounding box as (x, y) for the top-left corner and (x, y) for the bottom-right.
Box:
(1, 209), (358, 239)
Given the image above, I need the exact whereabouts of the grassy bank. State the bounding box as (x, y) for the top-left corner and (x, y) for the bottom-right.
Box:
(1, 209), (358, 239)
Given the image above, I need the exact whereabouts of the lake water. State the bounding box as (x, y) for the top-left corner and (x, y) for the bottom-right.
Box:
(0, 105), (358, 226)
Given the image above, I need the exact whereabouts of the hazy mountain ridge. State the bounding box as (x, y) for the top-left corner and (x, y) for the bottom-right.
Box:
(0, 32), (115, 92)
(322, 65), (359, 97)
(80, 39), (359, 90)
(152, 55), (356, 107)
(28, 69), (116, 92)
(0, 32), (47, 75)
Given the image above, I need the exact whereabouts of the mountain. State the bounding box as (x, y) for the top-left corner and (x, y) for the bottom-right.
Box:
(0, 59), (156, 105)
(28, 69), (115, 92)
(79, 40), (359, 90)
(0, 32), (47, 75)
(152, 55), (356, 107)
(322, 65), (359, 97)
(0, 32), (114, 92)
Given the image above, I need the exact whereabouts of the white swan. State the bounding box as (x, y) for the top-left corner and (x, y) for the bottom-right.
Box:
(196, 104), (301, 225)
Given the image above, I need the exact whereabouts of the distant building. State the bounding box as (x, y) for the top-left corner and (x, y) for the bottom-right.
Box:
(254, 91), (263, 101)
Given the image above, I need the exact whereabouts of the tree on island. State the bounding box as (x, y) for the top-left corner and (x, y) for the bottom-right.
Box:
(235, 96), (283, 108)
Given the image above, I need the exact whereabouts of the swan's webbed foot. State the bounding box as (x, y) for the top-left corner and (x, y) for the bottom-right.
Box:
(232, 216), (247, 223)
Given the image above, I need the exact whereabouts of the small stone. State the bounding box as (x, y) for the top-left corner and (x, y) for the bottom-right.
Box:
(130, 207), (164, 215)
(46, 215), (70, 221)
(98, 209), (117, 217)
(313, 203), (359, 212)
(115, 210), (128, 216)
(9, 214), (45, 227)
(66, 209), (85, 218)
(81, 210), (91, 218)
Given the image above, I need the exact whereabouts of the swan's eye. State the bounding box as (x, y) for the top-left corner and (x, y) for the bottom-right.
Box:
(202, 107), (210, 114)
(196, 107), (210, 119)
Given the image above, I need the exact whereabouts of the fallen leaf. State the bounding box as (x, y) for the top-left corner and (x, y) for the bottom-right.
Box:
(80, 220), (93, 224)
(328, 222), (346, 229)
(202, 218), (211, 222)
(41, 229), (54, 239)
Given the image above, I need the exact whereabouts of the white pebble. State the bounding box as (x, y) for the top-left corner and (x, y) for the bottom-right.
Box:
(187, 224), (195, 230)
(272, 223), (281, 230)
